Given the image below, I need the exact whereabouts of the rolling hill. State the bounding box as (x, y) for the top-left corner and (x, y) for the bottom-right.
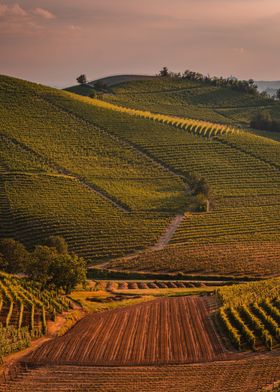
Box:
(66, 74), (155, 95)
(67, 76), (280, 127)
(0, 74), (280, 277)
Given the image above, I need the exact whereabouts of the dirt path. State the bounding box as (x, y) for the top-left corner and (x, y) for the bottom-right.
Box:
(94, 213), (186, 270)
(152, 214), (185, 250)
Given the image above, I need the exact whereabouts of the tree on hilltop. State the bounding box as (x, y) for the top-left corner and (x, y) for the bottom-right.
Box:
(76, 74), (87, 84)
(159, 67), (169, 77)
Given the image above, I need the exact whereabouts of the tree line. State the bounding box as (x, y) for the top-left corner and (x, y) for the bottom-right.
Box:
(158, 67), (264, 97)
(0, 236), (87, 293)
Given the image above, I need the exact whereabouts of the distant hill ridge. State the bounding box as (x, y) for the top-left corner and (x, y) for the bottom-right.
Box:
(256, 80), (280, 96)
(88, 74), (155, 87)
(66, 74), (156, 94)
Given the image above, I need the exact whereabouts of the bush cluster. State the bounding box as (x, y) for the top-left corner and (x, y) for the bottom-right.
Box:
(0, 236), (87, 293)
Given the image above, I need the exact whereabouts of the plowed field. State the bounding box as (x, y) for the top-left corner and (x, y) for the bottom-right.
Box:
(2, 353), (280, 392)
(29, 297), (228, 365)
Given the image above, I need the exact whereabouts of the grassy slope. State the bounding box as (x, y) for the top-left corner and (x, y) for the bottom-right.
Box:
(1, 74), (280, 276)
(96, 78), (280, 128)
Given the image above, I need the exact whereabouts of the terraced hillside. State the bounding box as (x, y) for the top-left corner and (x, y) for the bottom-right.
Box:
(73, 77), (280, 127)
(0, 75), (186, 260)
(57, 93), (280, 276)
(1, 74), (280, 276)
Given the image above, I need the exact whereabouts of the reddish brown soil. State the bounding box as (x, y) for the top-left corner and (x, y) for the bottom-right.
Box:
(28, 297), (228, 366)
(2, 353), (280, 392)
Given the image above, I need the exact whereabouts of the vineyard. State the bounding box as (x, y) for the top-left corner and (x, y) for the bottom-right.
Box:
(108, 241), (280, 277)
(0, 75), (185, 260)
(68, 77), (280, 127)
(0, 272), (69, 359)
(218, 278), (280, 351)
(1, 174), (169, 260)
(0, 74), (280, 276)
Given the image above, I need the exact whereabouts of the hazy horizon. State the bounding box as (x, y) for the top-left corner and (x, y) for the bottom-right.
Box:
(1, 0), (280, 87)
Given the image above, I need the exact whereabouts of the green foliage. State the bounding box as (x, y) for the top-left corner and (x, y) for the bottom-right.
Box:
(239, 304), (273, 350)
(251, 111), (280, 132)
(45, 235), (68, 254)
(218, 278), (280, 307)
(0, 272), (69, 337)
(219, 307), (241, 350)
(11, 236), (88, 292)
(251, 302), (280, 341)
(218, 279), (280, 352)
(0, 238), (30, 274)
(261, 299), (280, 324)
(228, 307), (256, 350)
(220, 300), (277, 351)
(0, 271), (70, 358)
(49, 253), (87, 294)
(0, 325), (31, 359)
(27, 245), (56, 286)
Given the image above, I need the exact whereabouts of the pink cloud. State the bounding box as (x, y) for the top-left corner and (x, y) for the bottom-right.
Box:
(32, 7), (55, 20)
(0, 3), (28, 17)
(0, 0), (279, 85)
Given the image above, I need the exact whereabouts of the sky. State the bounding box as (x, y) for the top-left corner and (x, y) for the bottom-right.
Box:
(0, 0), (280, 87)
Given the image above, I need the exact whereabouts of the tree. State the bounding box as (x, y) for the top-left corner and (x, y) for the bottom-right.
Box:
(159, 67), (169, 77)
(27, 245), (56, 287)
(194, 178), (210, 198)
(48, 253), (87, 293)
(25, 239), (87, 292)
(0, 238), (30, 273)
(76, 74), (87, 84)
(276, 89), (280, 100)
(46, 235), (68, 254)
